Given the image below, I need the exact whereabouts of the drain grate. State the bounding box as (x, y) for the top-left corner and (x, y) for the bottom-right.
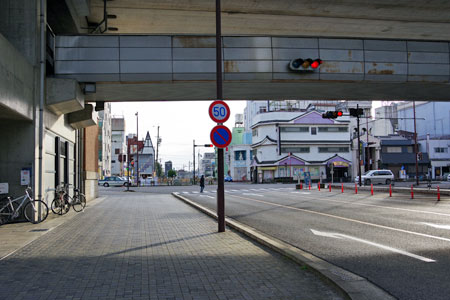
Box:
(29, 229), (49, 232)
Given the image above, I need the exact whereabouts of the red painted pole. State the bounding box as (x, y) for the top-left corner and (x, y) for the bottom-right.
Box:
(437, 186), (440, 201)
(300, 183), (303, 190)
(371, 184), (374, 196)
(318, 183), (321, 191)
(389, 184), (392, 197)
(411, 184), (414, 199)
(329, 184), (332, 192)
(309, 182), (311, 190)
(341, 183), (344, 193)
(355, 182), (358, 194)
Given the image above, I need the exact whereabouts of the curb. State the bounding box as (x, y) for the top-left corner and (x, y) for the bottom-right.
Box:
(172, 192), (395, 300)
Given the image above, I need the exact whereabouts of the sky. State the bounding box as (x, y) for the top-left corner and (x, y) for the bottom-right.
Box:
(111, 101), (247, 170)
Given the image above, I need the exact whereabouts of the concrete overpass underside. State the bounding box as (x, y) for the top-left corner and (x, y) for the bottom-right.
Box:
(54, 35), (450, 101)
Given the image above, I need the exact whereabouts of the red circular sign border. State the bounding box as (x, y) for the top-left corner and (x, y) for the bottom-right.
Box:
(210, 125), (232, 148)
(209, 100), (230, 123)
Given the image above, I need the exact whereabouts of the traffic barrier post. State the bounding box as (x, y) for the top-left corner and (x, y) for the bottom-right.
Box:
(329, 184), (331, 192)
(341, 183), (344, 193)
(355, 183), (357, 194)
(309, 182), (311, 190)
(411, 184), (414, 199)
(371, 184), (374, 196)
(389, 184), (392, 197)
(318, 183), (321, 191)
(437, 186), (440, 201)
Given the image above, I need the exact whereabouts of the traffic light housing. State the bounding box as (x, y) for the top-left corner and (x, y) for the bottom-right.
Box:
(322, 111), (343, 119)
(289, 58), (322, 71)
(204, 144), (213, 147)
(130, 159), (134, 167)
(349, 108), (364, 117)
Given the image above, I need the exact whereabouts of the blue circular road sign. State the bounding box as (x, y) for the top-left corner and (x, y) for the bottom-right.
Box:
(210, 125), (232, 148)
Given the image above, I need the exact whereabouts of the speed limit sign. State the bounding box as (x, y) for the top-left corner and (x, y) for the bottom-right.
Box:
(209, 100), (230, 123)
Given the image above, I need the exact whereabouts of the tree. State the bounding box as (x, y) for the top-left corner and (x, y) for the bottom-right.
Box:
(155, 162), (163, 177)
(168, 169), (177, 178)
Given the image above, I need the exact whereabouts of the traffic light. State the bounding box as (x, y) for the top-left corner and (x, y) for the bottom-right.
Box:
(130, 159), (134, 167)
(322, 111), (343, 119)
(289, 58), (322, 71)
(204, 144), (213, 147)
(349, 108), (364, 117)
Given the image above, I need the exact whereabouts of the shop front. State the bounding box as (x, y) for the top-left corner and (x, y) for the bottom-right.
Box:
(326, 156), (352, 183)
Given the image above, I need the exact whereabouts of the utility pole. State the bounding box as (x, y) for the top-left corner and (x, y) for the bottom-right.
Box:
(126, 137), (130, 191)
(216, 0), (225, 232)
(366, 115), (370, 171)
(193, 140), (196, 185)
(413, 101), (419, 186)
(154, 126), (160, 180)
(357, 104), (362, 187)
(135, 112), (139, 187)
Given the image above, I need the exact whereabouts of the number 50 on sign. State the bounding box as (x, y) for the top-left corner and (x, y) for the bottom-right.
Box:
(209, 101), (230, 123)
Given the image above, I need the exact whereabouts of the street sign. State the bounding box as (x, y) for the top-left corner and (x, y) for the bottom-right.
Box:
(210, 125), (232, 148)
(209, 100), (230, 123)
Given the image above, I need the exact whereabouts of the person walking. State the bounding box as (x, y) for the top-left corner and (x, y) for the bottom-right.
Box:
(200, 175), (205, 193)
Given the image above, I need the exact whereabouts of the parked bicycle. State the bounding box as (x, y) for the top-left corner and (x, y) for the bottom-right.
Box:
(51, 183), (86, 215)
(0, 187), (49, 225)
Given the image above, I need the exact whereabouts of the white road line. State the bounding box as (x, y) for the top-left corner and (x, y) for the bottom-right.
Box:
(229, 195), (450, 243)
(286, 193), (450, 218)
(242, 193), (264, 197)
(241, 189), (249, 192)
(200, 195), (214, 199)
(250, 189), (259, 191)
(420, 222), (450, 230)
(182, 192), (189, 194)
(291, 191), (311, 195)
(311, 229), (435, 263)
(192, 191), (199, 194)
(231, 190), (239, 192)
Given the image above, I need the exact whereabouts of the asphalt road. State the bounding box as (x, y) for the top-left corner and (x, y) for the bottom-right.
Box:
(106, 183), (450, 300)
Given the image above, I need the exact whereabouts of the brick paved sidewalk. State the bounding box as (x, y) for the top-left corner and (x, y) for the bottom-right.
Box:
(0, 192), (344, 300)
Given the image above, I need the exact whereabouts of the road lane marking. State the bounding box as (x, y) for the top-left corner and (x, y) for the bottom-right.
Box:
(241, 189), (249, 192)
(231, 190), (239, 192)
(311, 229), (435, 263)
(200, 195), (214, 199)
(228, 195), (450, 243)
(291, 191), (311, 195)
(182, 192), (189, 194)
(242, 193), (264, 197)
(420, 222), (450, 230)
(286, 193), (450, 218)
(192, 191), (199, 194)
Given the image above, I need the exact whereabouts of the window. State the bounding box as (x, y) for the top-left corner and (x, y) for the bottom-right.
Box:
(311, 127), (317, 135)
(111, 160), (116, 163)
(281, 147), (310, 153)
(435, 147), (448, 153)
(252, 129), (258, 136)
(115, 148), (120, 154)
(318, 147), (349, 153)
(384, 146), (402, 153)
(318, 127), (348, 132)
(280, 127), (309, 133)
(234, 151), (247, 161)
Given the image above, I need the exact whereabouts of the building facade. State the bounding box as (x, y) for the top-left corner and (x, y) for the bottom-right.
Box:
(98, 103), (112, 179)
(250, 110), (352, 183)
(164, 161), (173, 177)
(111, 117), (126, 176)
(138, 132), (155, 180)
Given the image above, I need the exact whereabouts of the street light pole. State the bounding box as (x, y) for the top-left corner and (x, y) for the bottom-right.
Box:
(136, 112), (139, 187)
(357, 104), (362, 187)
(193, 140), (196, 185)
(413, 101), (419, 186)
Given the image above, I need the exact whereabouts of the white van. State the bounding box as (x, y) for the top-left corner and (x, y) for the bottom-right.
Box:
(355, 170), (394, 185)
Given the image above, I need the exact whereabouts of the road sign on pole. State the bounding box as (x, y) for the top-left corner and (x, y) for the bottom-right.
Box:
(210, 125), (232, 148)
(209, 100), (230, 123)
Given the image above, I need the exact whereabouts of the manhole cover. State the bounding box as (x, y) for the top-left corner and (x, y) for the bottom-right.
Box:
(29, 229), (49, 232)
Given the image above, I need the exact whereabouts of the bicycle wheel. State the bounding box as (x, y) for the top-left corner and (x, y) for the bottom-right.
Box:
(0, 201), (12, 225)
(72, 193), (86, 212)
(51, 197), (69, 215)
(24, 200), (49, 224)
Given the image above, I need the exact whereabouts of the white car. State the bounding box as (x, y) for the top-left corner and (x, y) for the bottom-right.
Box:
(99, 176), (129, 187)
(355, 169), (394, 185)
(447, 174), (450, 181)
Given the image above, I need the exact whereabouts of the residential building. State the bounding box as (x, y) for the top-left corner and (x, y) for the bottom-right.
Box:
(111, 117), (126, 176)
(200, 153), (215, 177)
(250, 110), (352, 183)
(138, 131), (155, 180)
(98, 103), (112, 179)
(379, 135), (430, 180)
(227, 127), (252, 181)
(127, 134), (144, 182)
(373, 103), (398, 137)
(419, 136), (450, 179)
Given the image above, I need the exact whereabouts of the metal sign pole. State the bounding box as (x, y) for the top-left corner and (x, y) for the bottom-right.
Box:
(357, 104), (362, 187)
(216, 0), (225, 233)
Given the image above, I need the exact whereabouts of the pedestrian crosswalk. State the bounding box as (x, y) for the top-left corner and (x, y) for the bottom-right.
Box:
(176, 187), (295, 197)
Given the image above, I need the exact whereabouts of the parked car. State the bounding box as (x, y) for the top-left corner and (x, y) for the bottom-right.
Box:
(99, 176), (129, 187)
(224, 175), (233, 182)
(354, 170), (394, 185)
(446, 173), (450, 181)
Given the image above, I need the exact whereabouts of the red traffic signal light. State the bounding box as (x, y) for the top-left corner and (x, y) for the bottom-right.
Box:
(204, 144), (213, 147)
(289, 58), (322, 71)
(322, 111), (343, 119)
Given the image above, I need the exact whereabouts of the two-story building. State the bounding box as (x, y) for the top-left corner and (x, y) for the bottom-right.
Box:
(250, 110), (352, 183)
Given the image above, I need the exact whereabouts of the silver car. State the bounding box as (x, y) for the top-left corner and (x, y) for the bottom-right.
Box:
(99, 176), (129, 187)
(355, 169), (394, 185)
